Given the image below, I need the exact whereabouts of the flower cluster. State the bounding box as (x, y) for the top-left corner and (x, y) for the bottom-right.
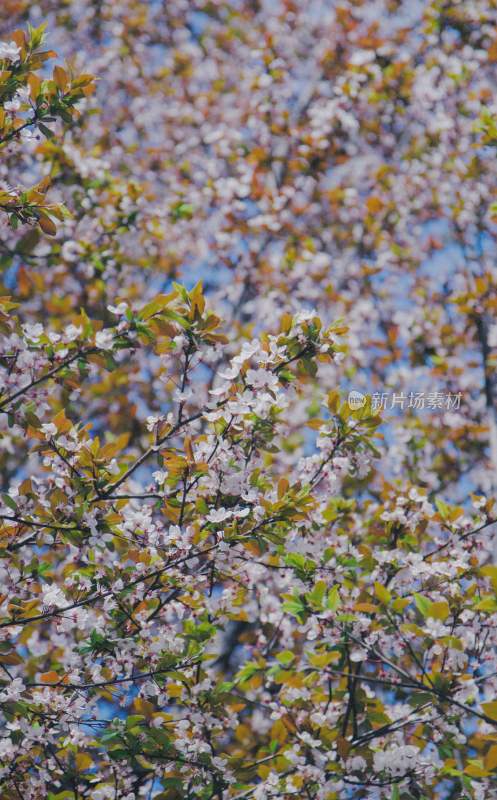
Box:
(0, 4), (497, 799)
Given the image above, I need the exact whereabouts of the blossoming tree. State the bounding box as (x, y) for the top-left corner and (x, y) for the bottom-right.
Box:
(1, 2), (497, 799)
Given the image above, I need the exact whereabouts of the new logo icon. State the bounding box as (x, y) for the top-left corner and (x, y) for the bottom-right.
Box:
(348, 390), (366, 410)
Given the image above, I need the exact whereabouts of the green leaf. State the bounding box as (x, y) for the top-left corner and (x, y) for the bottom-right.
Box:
(170, 202), (194, 221)
(1, 494), (17, 512)
(474, 595), (497, 613)
(37, 122), (55, 140)
(285, 552), (316, 578)
(414, 593), (432, 618)
(374, 582), (392, 605)
(100, 729), (121, 743)
(126, 714), (145, 728)
(282, 595), (306, 622)
(236, 661), (261, 684)
(307, 580), (327, 609)
(275, 650), (295, 667)
(434, 497), (451, 519)
(327, 585), (341, 612)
